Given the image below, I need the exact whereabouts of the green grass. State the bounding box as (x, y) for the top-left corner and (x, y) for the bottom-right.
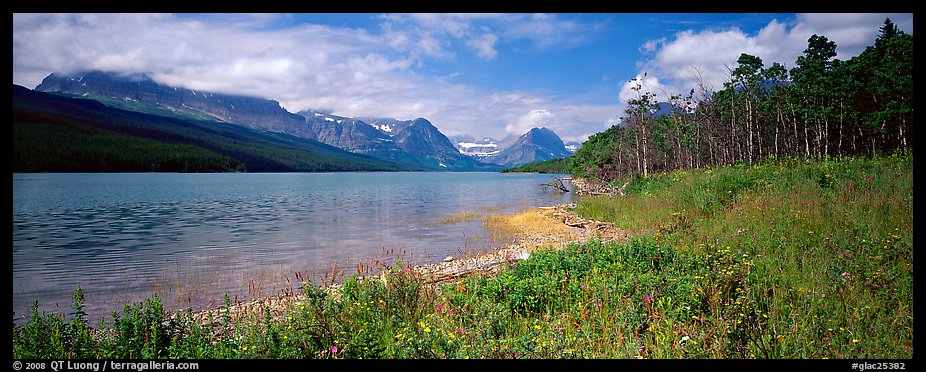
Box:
(12, 153), (912, 359)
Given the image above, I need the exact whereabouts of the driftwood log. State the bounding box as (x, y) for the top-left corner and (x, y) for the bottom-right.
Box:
(540, 177), (570, 192)
(569, 178), (629, 197)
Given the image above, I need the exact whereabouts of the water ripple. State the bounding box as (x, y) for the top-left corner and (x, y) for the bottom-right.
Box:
(13, 172), (574, 320)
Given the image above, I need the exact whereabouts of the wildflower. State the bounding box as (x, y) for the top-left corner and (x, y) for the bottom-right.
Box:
(436, 304), (443, 311)
(644, 295), (651, 302)
(853, 339), (860, 343)
(332, 345), (338, 354)
(424, 326), (431, 333)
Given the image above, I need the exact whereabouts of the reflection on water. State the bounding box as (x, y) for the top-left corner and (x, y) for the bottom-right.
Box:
(13, 172), (574, 321)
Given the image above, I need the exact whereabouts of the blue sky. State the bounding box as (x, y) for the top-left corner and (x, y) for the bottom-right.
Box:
(12, 13), (913, 142)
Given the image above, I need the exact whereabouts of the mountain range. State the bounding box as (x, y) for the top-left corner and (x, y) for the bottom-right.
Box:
(451, 131), (581, 168)
(31, 70), (577, 170)
(483, 127), (574, 168)
(12, 84), (409, 172)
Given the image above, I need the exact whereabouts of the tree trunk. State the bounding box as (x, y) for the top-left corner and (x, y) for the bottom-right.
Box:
(746, 94), (753, 165)
(731, 94), (738, 163)
(775, 107), (781, 158)
(803, 115), (810, 159)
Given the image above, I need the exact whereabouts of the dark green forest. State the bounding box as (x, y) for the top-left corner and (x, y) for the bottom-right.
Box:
(570, 19), (913, 181)
(13, 119), (245, 172)
(12, 86), (411, 173)
(501, 157), (570, 174)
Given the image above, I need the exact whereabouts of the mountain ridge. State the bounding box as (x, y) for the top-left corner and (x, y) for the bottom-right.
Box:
(13, 84), (411, 172)
(482, 127), (572, 168)
(35, 70), (499, 172)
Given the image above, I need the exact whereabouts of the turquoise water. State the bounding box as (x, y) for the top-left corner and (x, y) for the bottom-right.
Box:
(12, 172), (574, 320)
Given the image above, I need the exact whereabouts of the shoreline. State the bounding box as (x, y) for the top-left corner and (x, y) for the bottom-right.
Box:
(168, 178), (626, 330)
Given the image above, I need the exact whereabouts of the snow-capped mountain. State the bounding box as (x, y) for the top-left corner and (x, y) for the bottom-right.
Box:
(450, 135), (502, 159)
(565, 141), (582, 153)
(482, 127), (572, 168)
(302, 111), (499, 171)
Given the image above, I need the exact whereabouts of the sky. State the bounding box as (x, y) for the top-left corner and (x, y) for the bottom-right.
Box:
(12, 13), (913, 143)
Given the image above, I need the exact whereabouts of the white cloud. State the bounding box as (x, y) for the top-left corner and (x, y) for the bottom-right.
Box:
(618, 73), (669, 103)
(506, 109), (555, 135)
(24, 13), (852, 144)
(639, 38), (665, 54)
(467, 33), (499, 59)
(13, 14), (612, 143)
(635, 13), (913, 98)
(382, 13), (604, 58)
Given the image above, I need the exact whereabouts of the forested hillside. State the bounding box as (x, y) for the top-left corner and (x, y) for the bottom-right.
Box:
(570, 19), (913, 181)
(12, 85), (411, 173)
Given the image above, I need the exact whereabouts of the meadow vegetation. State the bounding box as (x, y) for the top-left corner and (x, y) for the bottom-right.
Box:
(13, 152), (911, 359)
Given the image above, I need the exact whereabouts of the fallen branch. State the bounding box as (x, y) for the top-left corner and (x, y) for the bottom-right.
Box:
(540, 176), (570, 192)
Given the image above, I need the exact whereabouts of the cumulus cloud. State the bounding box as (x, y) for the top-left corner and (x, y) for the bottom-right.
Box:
(13, 13), (616, 141)
(618, 73), (669, 103)
(506, 109), (555, 135)
(634, 13), (913, 98)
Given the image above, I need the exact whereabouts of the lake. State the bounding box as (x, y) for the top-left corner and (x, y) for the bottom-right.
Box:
(12, 172), (575, 321)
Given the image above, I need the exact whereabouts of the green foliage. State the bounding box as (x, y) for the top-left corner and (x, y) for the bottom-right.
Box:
(13, 119), (246, 172)
(568, 125), (619, 179)
(570, 19), (912, 184)
(573, 154), (912, 358)
(12, 153), (912, 359)
(98, 295), (173, 359)
(13, 301), (68, 358)
(502, 157), (570, 174)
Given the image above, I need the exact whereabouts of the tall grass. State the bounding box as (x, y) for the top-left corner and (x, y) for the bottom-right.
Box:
(12, 153), (912, 359)
(574, 152), (913, 358)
